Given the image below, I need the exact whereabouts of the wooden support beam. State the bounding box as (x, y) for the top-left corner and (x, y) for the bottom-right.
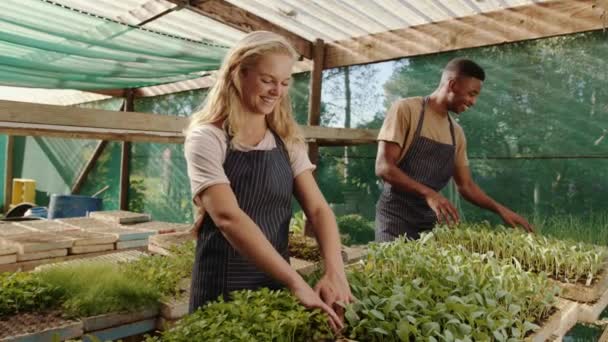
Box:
(307, 39), (324, 128)
(3, 136), (14, 213)
(71, 99), (128, 195)
(0, 100), (185, 133)
(307, 39), (325, 175)
(119, 91), (134, 211)
(324, 0), (606, 68)
(0, 100), (378, 145)
(167, 0), (312, 59)
(71, 140), (108, 194)
(305, 39), (325, 237)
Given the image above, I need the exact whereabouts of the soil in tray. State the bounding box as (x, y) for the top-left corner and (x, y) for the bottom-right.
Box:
(0, 310), (79, 338)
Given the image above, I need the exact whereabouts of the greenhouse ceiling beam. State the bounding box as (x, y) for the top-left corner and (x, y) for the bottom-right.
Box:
(0, 100), (378, 145)
(167, 0), (313, 59)
(324, 0), (606, 68)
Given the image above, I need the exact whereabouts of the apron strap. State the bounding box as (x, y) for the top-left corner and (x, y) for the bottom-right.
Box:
(413, 96), (428, 140)
(447, 115), (456, 147)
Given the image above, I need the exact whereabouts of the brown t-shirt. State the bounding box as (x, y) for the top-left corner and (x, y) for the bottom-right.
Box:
(377, 96), (468, 167)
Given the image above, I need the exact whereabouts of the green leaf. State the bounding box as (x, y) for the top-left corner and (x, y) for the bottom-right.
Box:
(370, 309), (385, 321)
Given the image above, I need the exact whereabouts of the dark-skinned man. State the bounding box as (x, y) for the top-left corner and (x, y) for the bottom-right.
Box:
(375, 58), (533, 242)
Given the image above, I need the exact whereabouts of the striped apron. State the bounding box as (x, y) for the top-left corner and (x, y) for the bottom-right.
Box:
(189, 130), (293, 312)
(375, 97), (456, 242)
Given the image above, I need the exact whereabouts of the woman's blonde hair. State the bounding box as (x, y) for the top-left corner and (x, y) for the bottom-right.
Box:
(186, 31), (303, 145)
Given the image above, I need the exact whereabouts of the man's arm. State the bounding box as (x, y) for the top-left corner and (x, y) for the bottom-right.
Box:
(375, 140), (459, 225)
(453, 164), (534, 232)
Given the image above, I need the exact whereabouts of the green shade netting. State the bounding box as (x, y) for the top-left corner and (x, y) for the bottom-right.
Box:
(0, 0), (228, 89)
(318, 31), (608, 227)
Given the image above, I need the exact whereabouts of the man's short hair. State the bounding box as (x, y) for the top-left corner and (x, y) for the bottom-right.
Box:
(444, 58), (485, 81)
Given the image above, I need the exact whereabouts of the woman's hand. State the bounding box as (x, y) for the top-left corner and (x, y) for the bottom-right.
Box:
(289, 280), (344, 332)
(314, 270), (354, 318)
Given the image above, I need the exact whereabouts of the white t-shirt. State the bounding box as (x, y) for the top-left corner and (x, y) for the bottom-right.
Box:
(184, 124), (315, 201)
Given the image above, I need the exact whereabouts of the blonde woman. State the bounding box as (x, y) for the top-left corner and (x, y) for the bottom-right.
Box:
(184, 31), (351, 330)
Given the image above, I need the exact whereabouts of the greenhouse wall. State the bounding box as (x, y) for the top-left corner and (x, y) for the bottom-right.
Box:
(318, 31), (608, 244)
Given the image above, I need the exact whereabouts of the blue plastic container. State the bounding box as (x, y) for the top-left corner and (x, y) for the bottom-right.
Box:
(47, 194), (102, 219)
(26, 206), (48, 219)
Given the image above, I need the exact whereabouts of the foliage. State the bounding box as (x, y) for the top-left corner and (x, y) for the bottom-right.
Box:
(121, 241), (195, 298)
(344, 237), (559, 341)
(289, 210), (306, 235)
(534, 213), (608, 246)
(128, 178), (147, 214)
(337, 214), (375, 245)
(288, 232), (322, 262)
(431, 223), (608, 285)
(37, 262), (160, 317)
(147, 288), (333, 342)
(0, 271), (62, 317)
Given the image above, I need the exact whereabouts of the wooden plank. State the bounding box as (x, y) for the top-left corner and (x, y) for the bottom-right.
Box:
(82, 308), (158, 332)
(307, 39), (324, 128)
(0, 246), (146, 273)
(0, 100), (379, 145)
(116, 239), (149, 250)
(90, 210), (151, 224)
(119, 141), (130, 211)
(601, 324), (608, 342)
(324, 0), (606, 68)
(3, 135), (14, 212)
(305, 39), (326, 236)
(69, 244), (115, 255)
(526, 298), (579, 342)
(167, 0), (312, 59)
(2, 232), (74, 253)
(307, 38), (325, 175)
(70, 97), (125, 195)
(0, 123), (379, 145)
(71, 140), (109, 194)
(0, 123), (184, 144)
(17, 248), (68, 262)
(0, 320), (83, 342)
(84, 318), (156, 342)
(0, 100), (185, 133)
(304, 126), (379, 144)
(578, 287), (608, 323)
(160, 296), (189, 321)
(119, 91), (134, 211)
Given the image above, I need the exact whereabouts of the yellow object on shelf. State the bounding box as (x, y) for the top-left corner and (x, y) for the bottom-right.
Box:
(11, 178), (36, 205)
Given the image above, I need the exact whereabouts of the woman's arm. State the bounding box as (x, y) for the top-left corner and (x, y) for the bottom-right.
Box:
(198, 183), (343, 329)
(293, 170), (353, 309)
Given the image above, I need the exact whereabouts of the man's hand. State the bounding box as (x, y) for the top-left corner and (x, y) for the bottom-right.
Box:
(425, 191), (459, 225)
(498, 207), (534, 233)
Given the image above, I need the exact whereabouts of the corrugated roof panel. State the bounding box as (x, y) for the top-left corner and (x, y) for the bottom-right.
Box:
(224, 0), (325, 41)
(142, 8), (244, 46)
(52, 0), (557, 45)
(311, 0), (390, 35)
(278, 0), (368, 40)
(344, 0), (408, 30)
(53, 0), (175, 26)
